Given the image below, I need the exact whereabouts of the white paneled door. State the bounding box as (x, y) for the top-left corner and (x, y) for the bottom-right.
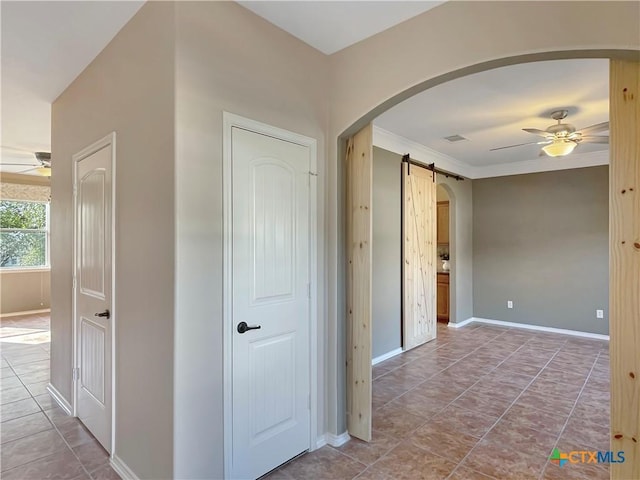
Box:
(231, 127), (311, 479)
(74, 138), (113, 453)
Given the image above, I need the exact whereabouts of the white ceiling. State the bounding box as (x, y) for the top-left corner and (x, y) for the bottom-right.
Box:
(1, 0), (144, 175)
(238, 1), (445, 55)
(374, 59), (610, 171)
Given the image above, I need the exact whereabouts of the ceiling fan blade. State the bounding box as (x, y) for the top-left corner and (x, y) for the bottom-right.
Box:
(490, 140), (551, 151)
(580, 135), (609, 144)
(577, 121), (609, 136)
(522, 128), (553, 137)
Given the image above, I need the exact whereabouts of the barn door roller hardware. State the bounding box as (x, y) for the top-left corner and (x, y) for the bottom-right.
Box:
(401, 154), (464, 181)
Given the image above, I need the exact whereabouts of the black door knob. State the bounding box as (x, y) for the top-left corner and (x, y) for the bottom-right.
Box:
(237, 321), (261, 334)
(95, 309), (110, 319)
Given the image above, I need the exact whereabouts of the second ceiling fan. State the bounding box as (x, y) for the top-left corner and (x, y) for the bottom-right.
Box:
(491, 110), (609, 157)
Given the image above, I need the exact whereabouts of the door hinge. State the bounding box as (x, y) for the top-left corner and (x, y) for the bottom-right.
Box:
(307, 171), (317, 186)
(73, 367), (80, 382)
(72, 276), (77, 289)
(308, 394), (311, 410)
(307, 283), (311, 299)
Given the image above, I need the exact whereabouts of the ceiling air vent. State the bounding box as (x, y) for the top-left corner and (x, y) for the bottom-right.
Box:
(443, 134), (468, 143)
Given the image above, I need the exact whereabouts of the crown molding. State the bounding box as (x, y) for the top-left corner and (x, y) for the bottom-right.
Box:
(372, 126), (474, 177)
(470, 149), (609, 178)
(372, 126), (609, 179)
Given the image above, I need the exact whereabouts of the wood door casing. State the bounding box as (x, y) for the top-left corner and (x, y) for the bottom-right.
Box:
(610, 59), (640, 480)
(437, 273), (449, 322)
(402, 162), (437, 351)
(346, 124), (373, 442)
(437, 201), (449, 245)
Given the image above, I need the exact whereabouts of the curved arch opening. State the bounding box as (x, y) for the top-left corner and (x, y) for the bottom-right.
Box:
(337, 48), (638, 466)
(338, 49), (637, 139)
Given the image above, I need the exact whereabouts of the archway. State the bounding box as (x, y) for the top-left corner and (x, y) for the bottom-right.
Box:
(337, 51), (638, 478)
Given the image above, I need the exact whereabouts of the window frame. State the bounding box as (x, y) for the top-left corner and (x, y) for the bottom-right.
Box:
(0, 199), (51, 271)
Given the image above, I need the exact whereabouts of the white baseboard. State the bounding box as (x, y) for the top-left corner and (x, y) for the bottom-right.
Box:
(46, 384), (72, 415)
(447, 317), (474, 329)
(455, 317), (609, 340)
(1, 308), (50, 318)
(325, 432), (351, 447)
(372, 347), (403, 366)
(111, 455), (139, 480)
(315, 435), (327, 449)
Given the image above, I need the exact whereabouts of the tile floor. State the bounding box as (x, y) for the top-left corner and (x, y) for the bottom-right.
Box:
(1, 313), (120, 479)
(267, 322), (611, 480)
(2, 315), (610, 480)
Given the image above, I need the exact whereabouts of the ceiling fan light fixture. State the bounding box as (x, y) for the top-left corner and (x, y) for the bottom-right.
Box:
(542, 139), (577, 157)
(36, 166), (51, 177)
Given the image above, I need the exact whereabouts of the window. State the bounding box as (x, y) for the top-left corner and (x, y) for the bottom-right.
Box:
(0, 200), (49, 268)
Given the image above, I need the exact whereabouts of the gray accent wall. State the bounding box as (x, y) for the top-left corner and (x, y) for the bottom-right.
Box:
(473, 166), (609, 335)
(372, 147), (402, 358)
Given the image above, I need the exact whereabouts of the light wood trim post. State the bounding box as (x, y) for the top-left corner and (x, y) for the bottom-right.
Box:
(610, 59), (640, 480)
(345, 124), (373, 442)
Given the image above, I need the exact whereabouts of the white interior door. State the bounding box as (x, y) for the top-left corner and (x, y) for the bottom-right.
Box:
(231, 127), (311, 479)
(74, 140), (113, 453)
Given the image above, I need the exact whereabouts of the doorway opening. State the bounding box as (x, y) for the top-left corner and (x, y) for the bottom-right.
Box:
(436, 184), (451, 324)
(348, 55), (633, 476)
(222, 113), (320, 480)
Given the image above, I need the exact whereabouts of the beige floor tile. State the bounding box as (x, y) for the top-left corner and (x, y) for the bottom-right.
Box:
(409, 420), (479, 463)
(1, 411), (53, 444)
(1, 448), (86, 480)
(73, 438), (110, 474)
(373, 442), (457, 480)
(0, 385), (31, 405)
(334, 430), (399, 465)
(280, 446), (366, 480)
(1, 429), (69, 471)
(1, 397), (41, 422)
(426, 405), (499, 439)
(372, 404), (429, 439)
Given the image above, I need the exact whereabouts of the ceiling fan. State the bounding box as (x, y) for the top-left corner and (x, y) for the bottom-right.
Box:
(490, 110), (609, 157)
(0, 147), (52, 176)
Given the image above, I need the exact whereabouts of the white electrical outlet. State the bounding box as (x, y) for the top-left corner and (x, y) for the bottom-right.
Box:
(507, 301), (513, 309)
(596, 309), (604, 319)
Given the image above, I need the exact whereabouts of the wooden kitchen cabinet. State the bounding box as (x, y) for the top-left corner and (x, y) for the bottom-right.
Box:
(437, 273), (449, 322)
(437, 201), (449, 245)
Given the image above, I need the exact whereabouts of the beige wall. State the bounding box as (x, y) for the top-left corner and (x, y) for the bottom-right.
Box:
(0, 270), (50, 314)
(48, 0), (640, 477)
(51, 3), (175, 478)
(1, 174), (51, 315)
(173, 3), (329, 477)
